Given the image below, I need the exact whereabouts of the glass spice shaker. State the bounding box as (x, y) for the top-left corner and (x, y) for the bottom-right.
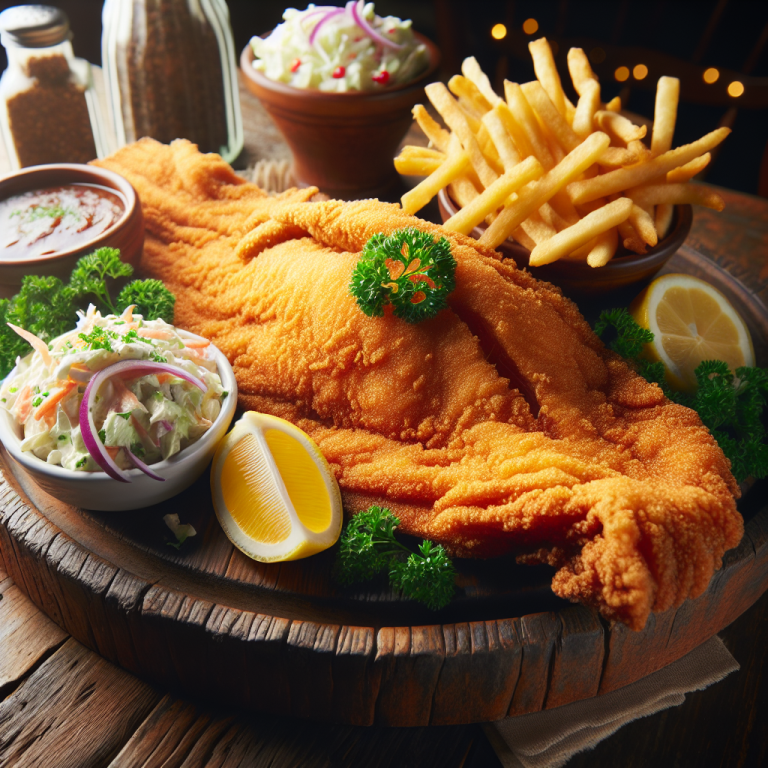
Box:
(102, 0), (243, 163)
(0, 5), (108, 169)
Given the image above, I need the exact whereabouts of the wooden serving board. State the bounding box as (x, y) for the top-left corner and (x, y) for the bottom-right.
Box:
(1, 245), (767, 727)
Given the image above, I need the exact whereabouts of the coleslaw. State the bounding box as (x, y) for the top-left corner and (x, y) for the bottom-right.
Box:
(0, 306), (226, 475)
(250, 2), (428, 92)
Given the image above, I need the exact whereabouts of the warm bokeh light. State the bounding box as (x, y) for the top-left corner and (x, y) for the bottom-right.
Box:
(728, 80), (745, 97)
(590, 47), (606, 64)
(633, 64), (648, 80)
(703, 67), (720, 84)
(491, 23), (507, 40)
(614, 66), (630, 82)
(523, 18), (539, 35)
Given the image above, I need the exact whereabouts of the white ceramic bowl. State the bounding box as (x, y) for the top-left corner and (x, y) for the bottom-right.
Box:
(0, 330), (237, 511)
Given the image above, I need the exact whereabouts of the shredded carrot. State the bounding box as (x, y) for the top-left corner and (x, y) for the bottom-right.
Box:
(156, 373), (174, 384)
(121, 304), (136, 323)
(183, 338), (211, 349)
(7, 323), (52, 367)
(34, 380), (77, 421)
(15, 385), (33, 423)
(138, 328), (174, 340)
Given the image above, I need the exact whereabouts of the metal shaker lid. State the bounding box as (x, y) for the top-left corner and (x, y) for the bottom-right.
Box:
(0, 5), (70, 48)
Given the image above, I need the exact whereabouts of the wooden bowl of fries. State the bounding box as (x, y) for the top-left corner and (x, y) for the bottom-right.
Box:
(438, 189), (692, 296)
(396, 39), (727, 295)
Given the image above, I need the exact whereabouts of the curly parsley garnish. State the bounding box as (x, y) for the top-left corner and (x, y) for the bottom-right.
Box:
(350, 228), (456, 323)
(595, 308), (768, 484)
(335, 506), (456, 610)
(0, 247), (175, 378)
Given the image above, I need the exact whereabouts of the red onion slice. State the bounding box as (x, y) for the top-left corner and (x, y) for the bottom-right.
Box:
(126, 447), (165, 482)
(79, 360), (207, 482)
(309, 7), (345, 46)
(351, 0), (403, 50)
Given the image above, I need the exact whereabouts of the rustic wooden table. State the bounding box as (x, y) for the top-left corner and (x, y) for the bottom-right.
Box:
(1, 79), (767, 768)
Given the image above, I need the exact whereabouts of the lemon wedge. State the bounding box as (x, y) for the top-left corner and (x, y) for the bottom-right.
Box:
(630, 273), (755, 392)
(211, 411), (342, 562)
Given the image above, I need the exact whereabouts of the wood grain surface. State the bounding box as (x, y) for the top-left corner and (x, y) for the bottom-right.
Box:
(1, 242), (766, 727)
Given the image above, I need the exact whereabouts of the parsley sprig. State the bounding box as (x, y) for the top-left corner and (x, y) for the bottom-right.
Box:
(335, 506), (456, 610)
(595, 308), (768, 484)
(350, 228), (456, 323)
(0, 247), (175, 378)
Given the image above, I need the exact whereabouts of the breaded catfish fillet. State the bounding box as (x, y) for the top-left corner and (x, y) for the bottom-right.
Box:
(97, 139), (742, 630)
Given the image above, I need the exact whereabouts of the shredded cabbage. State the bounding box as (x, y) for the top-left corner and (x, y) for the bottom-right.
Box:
(251, 2), (427, 92)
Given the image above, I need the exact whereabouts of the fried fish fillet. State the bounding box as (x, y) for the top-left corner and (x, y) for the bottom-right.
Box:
(97, 139), (742, 630)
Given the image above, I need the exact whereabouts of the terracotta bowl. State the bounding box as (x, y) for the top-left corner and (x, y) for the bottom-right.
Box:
(438, 189), (693, 298)
(240, 34), (440, 199)
(0, 163), (144, 298)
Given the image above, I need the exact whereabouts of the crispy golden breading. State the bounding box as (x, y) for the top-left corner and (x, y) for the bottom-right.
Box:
(96, 139), (742, 630)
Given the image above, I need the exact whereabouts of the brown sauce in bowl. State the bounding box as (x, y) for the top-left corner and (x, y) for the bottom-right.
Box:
(0, 184), (124, 260)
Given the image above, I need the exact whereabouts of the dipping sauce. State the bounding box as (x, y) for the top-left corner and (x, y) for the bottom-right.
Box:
(0, 184), (124, 260)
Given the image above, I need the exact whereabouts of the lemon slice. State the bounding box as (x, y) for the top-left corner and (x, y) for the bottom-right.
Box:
(630, 273), (755, 392)
(211, 411), (342, 562)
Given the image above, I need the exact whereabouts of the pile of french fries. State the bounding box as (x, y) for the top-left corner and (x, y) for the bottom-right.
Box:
(396, 38), (729, 268)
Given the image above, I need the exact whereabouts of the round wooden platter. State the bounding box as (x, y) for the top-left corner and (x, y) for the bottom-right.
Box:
(1, 245), (767, 727)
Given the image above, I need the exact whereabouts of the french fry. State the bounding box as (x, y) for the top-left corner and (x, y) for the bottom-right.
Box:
(401, 143), (470, 214)
(482, 108), (523, 170)
(595, 110), (647, 144)
(412, 105), (451, 153)
(397, 145), (446, 160)
(572, 80), (601, 139)
(480, 131), (610, 249)
(505, 81), (555, 169)
(628, 140), (652, 161)
(449, 75), (493, 115)
(425, 82), (499, 188)
(394, 155), (444, 176)
(567, 48), (598, 97)
(521, 81), (581, 153)
(520, 210), (557, 244)
(618, 218), (647, 253)
(626, 182), (725, 211)
(667, 153), (710, 183)
(512, 226), (537, 251)
(598, 145), (645, 168)
(449, 176), (481, 208)
(495, 101), (536, 160)
(567, 127), (731, 204)
(539, 201), (571, 231)
(529, 37), (568, 117)
(651, 76), (680, 156)
(550, 191), (582, 226)
(529, 197), (633, 266)
(587, 226), (619, 267)
(443, 156), (544, 235)
(655, 203), (674, 238)
(628, 203), (658, 247)
(462, 56), (504, 107)
(605, 96), (622, 112)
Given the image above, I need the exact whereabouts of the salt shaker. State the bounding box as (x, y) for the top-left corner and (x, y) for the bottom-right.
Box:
(0, 5), (108, 169)
(102, 0), (243, 163)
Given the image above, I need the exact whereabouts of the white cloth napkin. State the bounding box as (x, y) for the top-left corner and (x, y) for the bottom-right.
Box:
(484, 635), (739, 768)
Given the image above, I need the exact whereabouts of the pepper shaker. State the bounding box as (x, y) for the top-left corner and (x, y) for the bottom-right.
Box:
(102, 0), (243, 162)
(0, 5), (108, 169)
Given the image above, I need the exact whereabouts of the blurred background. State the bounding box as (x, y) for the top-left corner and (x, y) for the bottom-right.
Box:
(0, 0), (766, 195)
